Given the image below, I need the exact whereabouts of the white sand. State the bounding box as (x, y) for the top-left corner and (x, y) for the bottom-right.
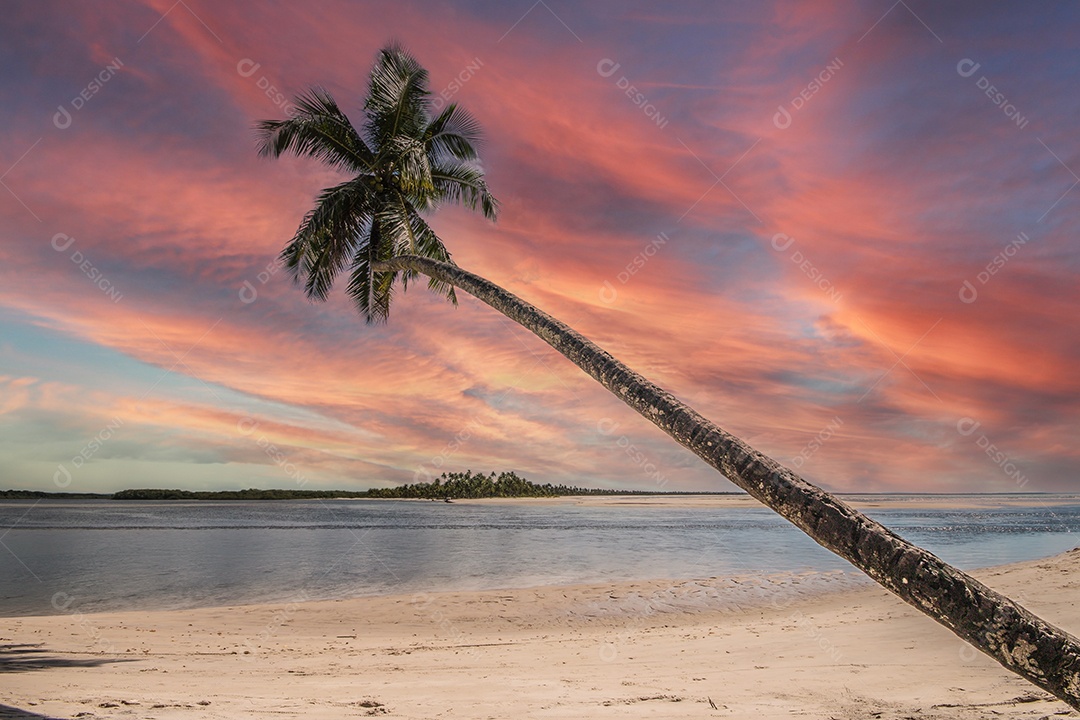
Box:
(3, 546), (1079, 719)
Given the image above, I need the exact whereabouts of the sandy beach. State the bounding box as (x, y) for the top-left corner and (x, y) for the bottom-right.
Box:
(3, 546), (1079, 719)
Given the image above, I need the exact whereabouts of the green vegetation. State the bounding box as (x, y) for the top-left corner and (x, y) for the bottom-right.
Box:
(0, 489), (111, 499)
(3, 473), (737, 501)
(366, 470), (647, 499)
(110, 488), (368, 500)
(255, 43), (497, 324)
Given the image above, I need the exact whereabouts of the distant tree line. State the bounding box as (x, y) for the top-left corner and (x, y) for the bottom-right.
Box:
(0, 489), (111, 499)
(110, 488), (369, 500)
(366, 470), (652, 499)
(5, 473), (738, 501)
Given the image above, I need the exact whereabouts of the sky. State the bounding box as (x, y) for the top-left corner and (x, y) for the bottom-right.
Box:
(1, 1), (1078, 494)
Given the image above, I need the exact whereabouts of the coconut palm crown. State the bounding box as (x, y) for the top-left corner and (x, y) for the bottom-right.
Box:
(256, 43), (498, 323)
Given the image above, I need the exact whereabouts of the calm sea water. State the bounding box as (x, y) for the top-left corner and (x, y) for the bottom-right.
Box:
(0, 495), (1077, 617)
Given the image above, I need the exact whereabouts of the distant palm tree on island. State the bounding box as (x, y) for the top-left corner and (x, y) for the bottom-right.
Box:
(256, 43), (1080, 708)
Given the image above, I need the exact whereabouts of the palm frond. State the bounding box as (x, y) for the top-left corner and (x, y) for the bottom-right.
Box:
(375, 195), (458, 304)
(363, 44), (431, 152)
(345, 221), (398, 324)
(383, 135), (433, 199)
(256, 87), (375, 174)
(424, 104), (482, 162)
(280, 178), (373, 300)
(347, 261), (397, 324)
(430, 160), (499, 220)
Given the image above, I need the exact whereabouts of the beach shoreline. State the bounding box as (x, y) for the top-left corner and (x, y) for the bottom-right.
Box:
(452, 492), (1080, 510)
(3, 547), (1078, 719)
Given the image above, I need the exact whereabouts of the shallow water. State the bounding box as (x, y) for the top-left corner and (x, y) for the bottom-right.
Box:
(0, 495), (1076, 616)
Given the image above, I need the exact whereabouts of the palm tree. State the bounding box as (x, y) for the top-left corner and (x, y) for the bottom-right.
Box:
(256, 45), (496, 324)
(257, 44), (1080, 708)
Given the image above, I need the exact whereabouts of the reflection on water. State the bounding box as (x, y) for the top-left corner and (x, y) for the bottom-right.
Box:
(0, 495), (1076, 616)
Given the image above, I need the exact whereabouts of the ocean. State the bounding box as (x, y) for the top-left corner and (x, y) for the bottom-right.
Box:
(1, 494), (1077, 617)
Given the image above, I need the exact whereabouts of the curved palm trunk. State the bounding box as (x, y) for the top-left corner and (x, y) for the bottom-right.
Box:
(375, 254), (1080, 708)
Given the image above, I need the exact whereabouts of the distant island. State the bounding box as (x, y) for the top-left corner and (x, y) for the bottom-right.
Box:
(0, 490), (114, 499)
(366, 470), (667, 499)
(109, 488), (370, 500)
(2, 470), (738, 501)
